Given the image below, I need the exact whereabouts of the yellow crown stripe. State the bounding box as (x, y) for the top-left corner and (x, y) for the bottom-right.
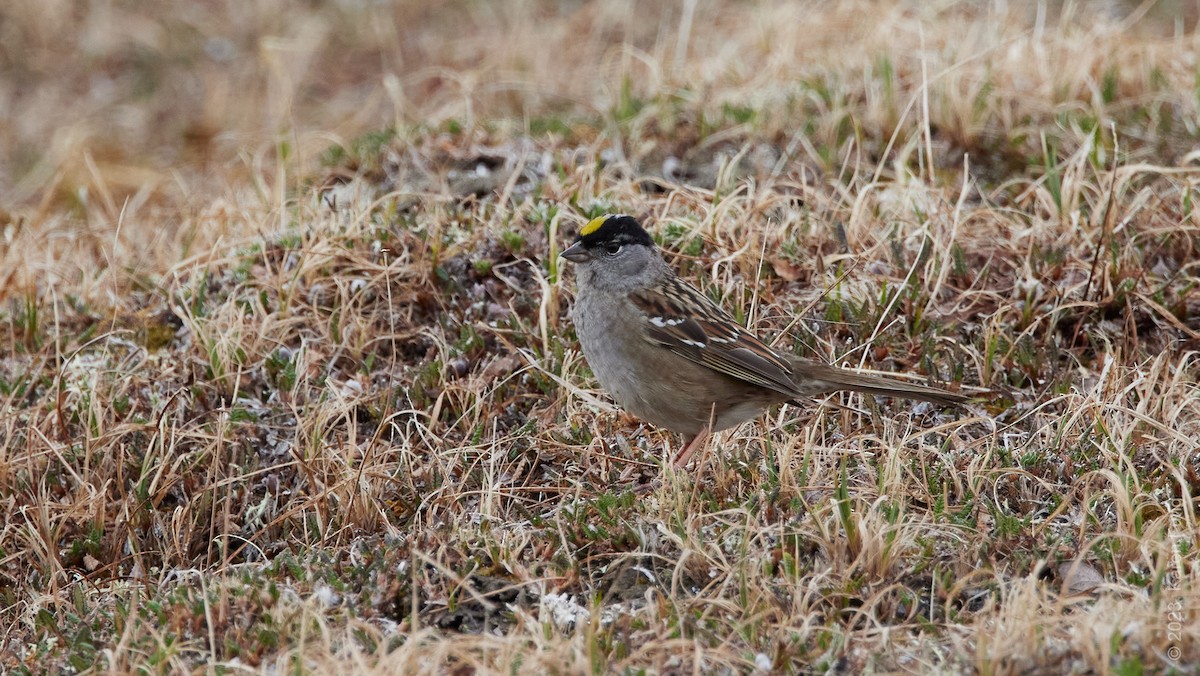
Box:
(580, 215), (611, 236)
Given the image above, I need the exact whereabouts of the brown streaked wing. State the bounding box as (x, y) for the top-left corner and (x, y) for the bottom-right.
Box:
(629, 278), (800, 397)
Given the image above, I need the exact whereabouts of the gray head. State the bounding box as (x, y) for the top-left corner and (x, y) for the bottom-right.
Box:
(559, 214), (665, 292)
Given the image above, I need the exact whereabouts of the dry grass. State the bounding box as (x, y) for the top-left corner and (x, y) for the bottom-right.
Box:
(2, 0), (1199, 673)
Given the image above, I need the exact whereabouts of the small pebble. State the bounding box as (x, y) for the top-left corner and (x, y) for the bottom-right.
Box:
(448, 356), (471, 378)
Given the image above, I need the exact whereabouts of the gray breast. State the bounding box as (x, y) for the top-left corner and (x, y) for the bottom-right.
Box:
(570, 287), (769, 436)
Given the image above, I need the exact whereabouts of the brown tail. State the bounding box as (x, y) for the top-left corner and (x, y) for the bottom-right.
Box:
(788, 358), (969, 406)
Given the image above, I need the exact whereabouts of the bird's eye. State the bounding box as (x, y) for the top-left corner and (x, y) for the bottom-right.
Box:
(605, 243), (623, 255)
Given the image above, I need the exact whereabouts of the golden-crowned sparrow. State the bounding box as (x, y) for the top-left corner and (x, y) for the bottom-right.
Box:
(560, 214), (968, 465)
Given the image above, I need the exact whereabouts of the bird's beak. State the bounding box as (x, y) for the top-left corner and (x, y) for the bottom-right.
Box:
(560, 241), (590, 263)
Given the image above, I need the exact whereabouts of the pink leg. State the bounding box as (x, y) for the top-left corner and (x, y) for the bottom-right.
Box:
(672, 426), (711, 467)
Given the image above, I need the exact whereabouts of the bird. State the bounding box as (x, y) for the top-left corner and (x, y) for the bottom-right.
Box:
(559, 213), (968, 466)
